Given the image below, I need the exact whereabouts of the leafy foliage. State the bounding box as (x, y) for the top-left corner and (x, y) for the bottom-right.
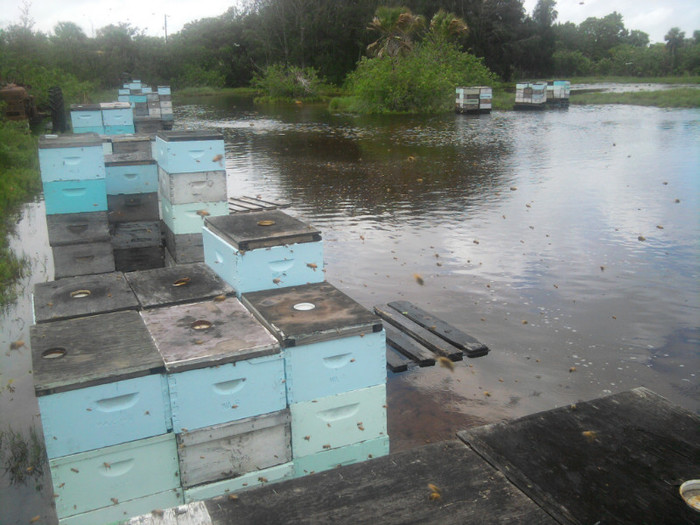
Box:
(345, 39), (496, 113)
(251, 64), (325, 101)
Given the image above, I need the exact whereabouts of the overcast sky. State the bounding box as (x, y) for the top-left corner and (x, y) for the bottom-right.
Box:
(1, 0), (698, 44)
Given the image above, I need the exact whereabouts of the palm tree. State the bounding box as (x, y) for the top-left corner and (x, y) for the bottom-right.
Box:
(366, 6), (425, 59)
(664, 27), (685, 71)
(426, 9), (468, 44)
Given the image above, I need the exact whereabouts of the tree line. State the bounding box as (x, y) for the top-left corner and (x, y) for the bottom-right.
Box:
(1, 0), (699, 106)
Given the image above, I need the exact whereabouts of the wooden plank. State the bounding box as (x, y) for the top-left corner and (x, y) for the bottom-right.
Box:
(383, 323), (435, 367)
(387, 301), (489, 358)
(458, 388), (700, 525)
(374, 305), (463, 361)
(385, 343), (412, 373)
(203, 440), (557, 524)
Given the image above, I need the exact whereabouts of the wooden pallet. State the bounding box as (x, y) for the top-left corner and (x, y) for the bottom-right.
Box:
(375, 301), (489, 373)
(228, 196), (290, 214)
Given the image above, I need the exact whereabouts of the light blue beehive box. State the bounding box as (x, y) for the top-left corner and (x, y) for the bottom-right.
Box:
(157, 86), (172, 96)
(70, 103), (104, 134)
(30, 310), (170, 458)
(43, 178), (108, 215)
(155, 130), (226, 174)
(289, 384), (388, 458)
(141, 297), (285, 433)
(38, 133), (106, 183)
(160, 196), (229, 235)
(293, 435), (390, 478)
(105, 152), (158, 195)
(241, 281), (386, 403)
(203, 210), (324, 296)
(50, 433), (181, 520)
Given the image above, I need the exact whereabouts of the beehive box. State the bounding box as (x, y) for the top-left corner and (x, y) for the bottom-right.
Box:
(51, 242), (115, 278)
(289, 384), (388, 458)
(157, 86), (172, 96)
(107, 192), (159, 223)
(134, 116), (164, 133)
(177, 409), (291, 488)
(70, 104), (104, 134)
(105, 153), (158, 195)
(202, 210), (324, 295)
(32, 271), (138, 324)
(101, 102), (134, 125)
(43, 179), (108, 215)
(46, 211), (110, 247)
(158, 166), (227, 204)
(110, 135), (153, 155)
(141, 297), (283, 432)
(160, 197), (229, 235)
(242, 281), (385, 403)
(110, 221), (161, 249)
(49, 433), (180, 519)
(30, 310), (169, 457)
(155, 131), (225, 174)
(183, 462), (293, 502)
(293, 435), (389, 478)
(125, 262), (234, 309)
(161, 224), (204, 264)
(113, 245), (164, 272)
(38, 134), (105, 183)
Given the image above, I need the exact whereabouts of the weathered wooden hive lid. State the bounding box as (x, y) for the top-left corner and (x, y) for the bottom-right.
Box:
(30, 310), (164, 396)
(33, 272), (139, 324)
(39, 133), (102, 149)
(100, 101), (131, 110)
(104, 151), (156, 166)
(124, 263), (235, 309)
(70, 103), (102, 111)
(111, 134), (151, 143)
(205, 210), (321, 251)
(156, 130), (223, 142)
(140, 297), (280, 372)
(241, 281), (383, 348)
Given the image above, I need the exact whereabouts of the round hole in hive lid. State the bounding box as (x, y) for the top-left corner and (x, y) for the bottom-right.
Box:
(257, 220), (276, 227)
(172, 277), (191, 287)
(680, 480), (700, 512)
(42, 347), (67, 359)
(191, 320), (213, 330)
(70, 289), (92, 299)
(293, 302), (316, 311)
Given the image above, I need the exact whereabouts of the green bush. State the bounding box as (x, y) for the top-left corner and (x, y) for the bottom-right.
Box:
(344, 40), (496, 114)
(251, 64), (324, 101)
(0, 64), (94, 107)
(175, 64), (226, 89)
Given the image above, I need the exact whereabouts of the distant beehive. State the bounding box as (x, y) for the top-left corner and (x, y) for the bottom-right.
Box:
(514, 82), (548, 109)
(546, 80), (571, 108)
(455, 86), (492, 114)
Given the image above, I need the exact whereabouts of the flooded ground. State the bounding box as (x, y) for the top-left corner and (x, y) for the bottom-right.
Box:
(1, 94), (698, 523)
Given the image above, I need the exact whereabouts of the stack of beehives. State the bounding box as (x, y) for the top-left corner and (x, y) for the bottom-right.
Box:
(515, 82), (548, 108)
(117, 80), (173, 133)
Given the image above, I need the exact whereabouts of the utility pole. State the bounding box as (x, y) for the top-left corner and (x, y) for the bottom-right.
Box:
(164, 14), (168, 43)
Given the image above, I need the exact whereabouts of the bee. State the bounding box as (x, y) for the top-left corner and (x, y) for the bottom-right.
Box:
(212, 154), (224, 165)
(103, 462), (111, 469)
(428, 483), (442, 501)
(323, 444), (331, 449)
(70, 468), (79, 473)
(304, 435), (311, 441)
(111, 497), (119, 505)
(10, 340), (24, 350)
(484, 391), (491, 397)
(272, 278), (281, 284)
(413, 273), (424, 285)
(306, 262), (318, 270)
(30, 517), (41, 523)
(357, 422), (365, 431)
(228, 494), (239, 501)
(437, 356), (454, 372)
(196, 209), (210, 217)
(258, 477), (268, 483)
(213, 295), (227, 302)
(582, 430), (598, 442)
(173, 277), (191, 286)
(151, 509), (165, 517)
(569, 367), (577, 373)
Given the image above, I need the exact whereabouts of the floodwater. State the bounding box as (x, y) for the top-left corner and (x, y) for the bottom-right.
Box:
(1, 95), (699, 523)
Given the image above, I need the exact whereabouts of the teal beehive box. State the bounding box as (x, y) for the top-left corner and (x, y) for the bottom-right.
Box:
(105, 152), (158, 195)
(293, 435), (389, 477)
(289, 384), (388, 458)
(49, 433), (181, 520)
(242, 281), (386, 403)
(30, 310), (169, 458)
(141, 297), (284, 433)
(43, 178), (108, 215)
(155, 130), (225, 174)
(202, 210), (324, 296)
(160, 196), (229, 235)
(38, 133), (105, 183)
(70, 104), (104, 134)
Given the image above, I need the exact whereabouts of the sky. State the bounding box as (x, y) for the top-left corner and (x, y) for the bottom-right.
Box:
(0, 0), (699, 44)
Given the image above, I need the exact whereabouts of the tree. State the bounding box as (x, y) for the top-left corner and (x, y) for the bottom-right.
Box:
(533, 0), (557, 28)
(366, 6), (426, 59)
(664, 27), (685, 71)
(578, 12), (629, 60)
(426, 9), (468, 44)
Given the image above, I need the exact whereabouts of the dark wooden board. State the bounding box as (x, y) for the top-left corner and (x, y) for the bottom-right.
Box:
(33, 271), (139, 323)
(242, 282), (382, 347)
(458, 387), (700, 525)
(374, 305), (463, 361)
(384, 323), (435, 367)
(204, 440), (557, 524)
(107, 192), (160, 223)
(31, 310), (164, 395)
(205, 210), (321, 251)
(388, 301), (489, 358)
(110, 221), (161, 249)
(46, 211), (110, 246)
(386, 343), (413, 373)
(113, 245), (164, 272)
(125, 263), (235, 309)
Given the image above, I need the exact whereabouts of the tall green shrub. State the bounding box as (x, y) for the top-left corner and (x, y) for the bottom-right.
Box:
(251, 64), (324, 101)
(345, 40), (496, 113)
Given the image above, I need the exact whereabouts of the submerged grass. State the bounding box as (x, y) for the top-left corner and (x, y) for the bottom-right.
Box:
(571, 88), (700, 108)
(0, 426), (46, 488)
(0, 119), (41, 311)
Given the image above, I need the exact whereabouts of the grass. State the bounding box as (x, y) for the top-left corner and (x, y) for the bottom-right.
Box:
(568, 75), (700, 85)
(571, 88), (700, 108)
(0, 426), (46, 488)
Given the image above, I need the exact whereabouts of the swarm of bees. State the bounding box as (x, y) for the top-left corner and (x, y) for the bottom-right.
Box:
(428, 483), (441, 501)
